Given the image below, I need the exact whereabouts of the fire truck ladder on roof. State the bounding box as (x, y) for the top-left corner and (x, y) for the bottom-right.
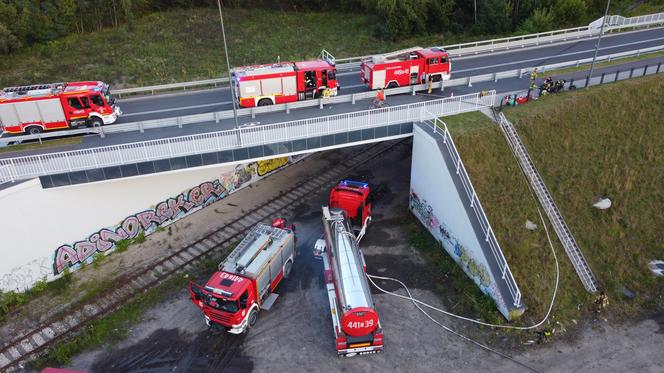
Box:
(496, 111), (598, 293)
(220, 223), (287, 272)
(372, 46), (424, 60)
(2, 82), (63, 94)
(319, 49), (336, 66)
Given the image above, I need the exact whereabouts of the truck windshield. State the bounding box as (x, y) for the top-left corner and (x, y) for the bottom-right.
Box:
(205, 294), (239, 313)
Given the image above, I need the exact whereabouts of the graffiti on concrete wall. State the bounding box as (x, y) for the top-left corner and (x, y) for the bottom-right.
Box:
(409, 190), (507, 313)
(51, 156), (298, 276)
(0, 257), (52, 292)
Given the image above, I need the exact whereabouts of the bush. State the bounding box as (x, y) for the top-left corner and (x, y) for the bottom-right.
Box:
(517, 8), (555, 34)
(0, 23), (21, 54)
(552, 0), (588, 28)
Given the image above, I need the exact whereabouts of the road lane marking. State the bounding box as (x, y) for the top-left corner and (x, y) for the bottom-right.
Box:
(455, 36), (664, 73)
(123, 101), (233, 117)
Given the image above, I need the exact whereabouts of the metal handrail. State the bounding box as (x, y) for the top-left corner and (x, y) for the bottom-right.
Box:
(0, 91), (495, 184)
(422, 113), (522, 308)
(496, 112), (598, 293)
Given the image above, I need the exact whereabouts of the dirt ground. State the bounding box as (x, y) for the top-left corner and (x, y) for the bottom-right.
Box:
(54, 139), (664, 373)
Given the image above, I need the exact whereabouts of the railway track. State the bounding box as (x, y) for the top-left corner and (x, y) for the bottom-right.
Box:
(0, 137), (410, 371)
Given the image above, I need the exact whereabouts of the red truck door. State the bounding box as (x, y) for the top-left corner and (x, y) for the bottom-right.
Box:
(62, 96), (86, 120)
(189, 281), (205, 310)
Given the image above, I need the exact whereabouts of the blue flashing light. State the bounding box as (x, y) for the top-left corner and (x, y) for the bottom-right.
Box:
(340, 180), (368, 189)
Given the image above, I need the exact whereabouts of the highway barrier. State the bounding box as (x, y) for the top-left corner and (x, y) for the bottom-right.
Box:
(113, 11), (664, 98)
(0, 91), (495, 185)
(3, 44), (661, 145)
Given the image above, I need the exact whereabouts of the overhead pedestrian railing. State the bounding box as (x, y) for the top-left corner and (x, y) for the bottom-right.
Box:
(421, 114), (523, 310)
(0, 91), (495, 185)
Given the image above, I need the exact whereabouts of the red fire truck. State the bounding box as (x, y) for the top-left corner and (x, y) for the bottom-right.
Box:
(0, 81), (121, 135)
(189, 219), (296, 334)
(361, 47), (451, 90)
(232, 52), (338, 108)
(315, 180), (383, 356)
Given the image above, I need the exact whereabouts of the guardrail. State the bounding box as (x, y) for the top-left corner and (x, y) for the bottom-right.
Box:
(423, 115), (522, 308)
(5, 44), (661, 146)
(112, 11), (664, 98)
(0, 91), (495, 184)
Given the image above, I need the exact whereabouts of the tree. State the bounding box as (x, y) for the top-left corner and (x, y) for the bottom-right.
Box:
(478, 0), (513, 34)
(0, 23), (21, 54)
(551, 0), (588, 27)
(517, 7), (554, 33)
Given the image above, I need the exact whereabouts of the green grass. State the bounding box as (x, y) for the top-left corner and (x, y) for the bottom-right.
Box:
(440, 111), (496, 136)
(30, 273), (189, 368)
(542, 52), (664, 77)
(0, 269), (73, 323)
(628, 3), (664, 16)
(450, 73), (664, 324)
(0, 137), (82, 154)
(0, 8), (501, 89)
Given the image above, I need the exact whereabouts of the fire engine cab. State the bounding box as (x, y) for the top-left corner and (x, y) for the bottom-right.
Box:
(189, 219), (296, 334)
(0, 81), (121, 135)
(232, 51), (338, 108)
(329, 180), (373, 231)
(361, 47), (451, 90)
(315, 180), (383, 356)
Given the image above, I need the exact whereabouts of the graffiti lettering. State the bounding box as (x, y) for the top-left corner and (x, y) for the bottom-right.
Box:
(257, 157), (289, 176)
(51, 155), (305, 276)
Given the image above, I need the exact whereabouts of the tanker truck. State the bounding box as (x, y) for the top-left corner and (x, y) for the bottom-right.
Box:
(314, 180), (383, 356)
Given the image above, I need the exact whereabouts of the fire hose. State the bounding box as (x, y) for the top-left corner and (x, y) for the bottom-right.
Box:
(366, 165), (560, 373)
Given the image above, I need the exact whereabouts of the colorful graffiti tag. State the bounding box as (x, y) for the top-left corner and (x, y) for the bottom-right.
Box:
(409, 190), (508, 314)
(51, 156), (300, 276)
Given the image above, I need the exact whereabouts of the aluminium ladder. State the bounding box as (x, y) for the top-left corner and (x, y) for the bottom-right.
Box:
(497, 112), (598, 293)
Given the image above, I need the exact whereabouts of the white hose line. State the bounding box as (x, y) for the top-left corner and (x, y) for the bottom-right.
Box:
(368, 266), (543, 372)
(366, 125), (561, 330)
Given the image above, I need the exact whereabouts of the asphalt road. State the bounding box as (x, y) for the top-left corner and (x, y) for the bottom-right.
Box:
(117, 27), (664, 122)
(1, 54), (661, 161)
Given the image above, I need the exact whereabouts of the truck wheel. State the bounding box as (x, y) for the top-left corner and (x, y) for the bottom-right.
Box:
(26, 126), (43, 135)
(283, 260), (293, 279)
(248, 309), (258, 328)
(257, 98), (272, 106)
(386, 82), (398, 89)
(89, 117), (103, 128)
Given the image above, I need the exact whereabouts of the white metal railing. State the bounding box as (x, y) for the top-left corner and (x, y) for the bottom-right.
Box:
(0, 91), (495, 184)
(496, 112), (598, 293)
(3, 45), (662, 145)
(112, 11), (664, 98)
(422, 114), (522, 308)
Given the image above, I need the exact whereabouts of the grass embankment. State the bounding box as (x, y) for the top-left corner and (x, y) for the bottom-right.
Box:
(0, 8), (495, 89)
(0, 137), (82, 154)
(543, 52), (664, 77)
(444, 74), (664, 327)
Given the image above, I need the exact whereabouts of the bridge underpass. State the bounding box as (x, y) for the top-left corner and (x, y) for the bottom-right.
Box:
(1, 90), (529, 321)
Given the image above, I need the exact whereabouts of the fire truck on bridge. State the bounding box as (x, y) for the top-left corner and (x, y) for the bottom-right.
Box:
(189, 219), (296, 334)
(231, 51), (338, 108)
(315, 180), (383, 356)
(361, 47), (451, 90)
(0, 81), (121, 135)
